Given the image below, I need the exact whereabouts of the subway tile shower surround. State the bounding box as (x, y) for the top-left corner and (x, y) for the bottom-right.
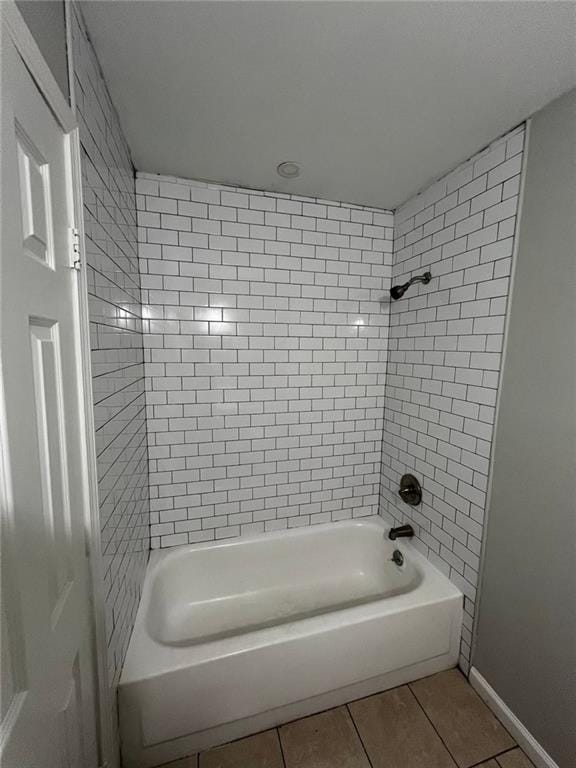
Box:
(70, 4), (150, 692)
(135, 125), (524, 674)
(379, 126), (526, 670)
(136, 177), (394, 548)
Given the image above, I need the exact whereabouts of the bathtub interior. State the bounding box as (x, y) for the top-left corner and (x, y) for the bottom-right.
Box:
(146, 521), (423, 645)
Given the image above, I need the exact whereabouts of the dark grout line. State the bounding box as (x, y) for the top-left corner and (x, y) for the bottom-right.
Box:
(468, 746), (522, 768)
(275, 725), (288, 768)
(345, 703), (375, 768)
(467, 756), (497, 767)
(407, 682), (462, 767)
(272, 700), (355, 731)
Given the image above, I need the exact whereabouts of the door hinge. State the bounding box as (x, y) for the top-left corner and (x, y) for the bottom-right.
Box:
(70, 227), (81, 271)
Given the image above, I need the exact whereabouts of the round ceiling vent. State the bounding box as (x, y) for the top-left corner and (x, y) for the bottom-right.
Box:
(276, 161), (301, 179)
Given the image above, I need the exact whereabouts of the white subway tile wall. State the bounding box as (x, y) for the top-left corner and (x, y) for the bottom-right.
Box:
(70, 4), (150, 691)
(136, 174), (393, 547)
(379, 125), (526, 671)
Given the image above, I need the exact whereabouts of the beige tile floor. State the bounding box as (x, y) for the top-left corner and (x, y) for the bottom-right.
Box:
(156, 669), (535, 768)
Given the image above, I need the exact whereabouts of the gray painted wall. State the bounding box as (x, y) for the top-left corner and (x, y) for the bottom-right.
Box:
(473, 88), (576, 767)
(16, 1), (69, 101)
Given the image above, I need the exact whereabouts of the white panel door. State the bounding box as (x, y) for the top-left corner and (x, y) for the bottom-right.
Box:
(0, 32), (99, 768)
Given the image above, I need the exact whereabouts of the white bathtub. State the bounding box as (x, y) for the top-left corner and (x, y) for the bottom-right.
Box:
(119, 517), (462, 768)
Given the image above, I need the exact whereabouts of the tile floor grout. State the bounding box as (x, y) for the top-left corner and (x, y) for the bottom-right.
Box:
(345, 702), (376, 768)
(406, 677), (461, 766)
(468, 746), (521, 768)
(274, 726), (287, 768)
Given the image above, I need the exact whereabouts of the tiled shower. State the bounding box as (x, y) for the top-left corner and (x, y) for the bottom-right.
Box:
(135, 123), (525, 672)
(71, 0), (525, 697)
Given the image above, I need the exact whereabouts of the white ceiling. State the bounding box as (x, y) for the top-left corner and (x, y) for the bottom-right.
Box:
(81, 1), (576, 209)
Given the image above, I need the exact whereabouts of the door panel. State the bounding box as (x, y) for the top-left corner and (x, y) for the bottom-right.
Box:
(1, 30), (99, 768)
(29, 318), (73, 613)
(16, 126), (54, 266)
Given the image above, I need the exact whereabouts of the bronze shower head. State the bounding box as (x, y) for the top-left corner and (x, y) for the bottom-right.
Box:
(390, 271), (432, 300)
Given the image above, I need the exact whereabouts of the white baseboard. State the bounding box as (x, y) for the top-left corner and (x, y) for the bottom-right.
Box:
(469, 667), (559, 768)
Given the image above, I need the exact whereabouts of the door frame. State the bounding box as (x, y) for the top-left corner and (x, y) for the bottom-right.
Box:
(0, 3), (115, 766)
